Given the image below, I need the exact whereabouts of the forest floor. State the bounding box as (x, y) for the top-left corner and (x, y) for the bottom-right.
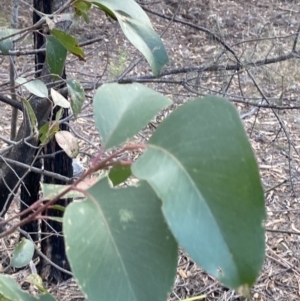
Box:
(1, 0), (300, 300)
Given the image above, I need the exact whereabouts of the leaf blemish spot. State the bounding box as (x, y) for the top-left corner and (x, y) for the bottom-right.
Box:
(119, 209), (134, 223)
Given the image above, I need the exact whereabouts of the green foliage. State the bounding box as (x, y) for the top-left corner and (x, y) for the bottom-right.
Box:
(109, 165), (132, 186)
(39, 106), (65, 145)
(64, 87), (265, 300)
(0, 0), (266, 300)
(0, 28), (19, 54)
(41, 183), (85, 200)
(132, 97), (265, 289)
(73, 2), (92, 23)
(51, 29), (84, 60)
(39, 122), (59, 145)
(64, 179), (178, 301)
(10, 238), (34, 268)
(46, 36), (67, 78)
(87, 0), (168, 76)
(67, 79), (85, 118)
(22, 98), (38, 135)
(0, 275), (56, 301)
(93, 82), (172, 150)
(26, 275), (48, 294)
(16, 78), (48, 98)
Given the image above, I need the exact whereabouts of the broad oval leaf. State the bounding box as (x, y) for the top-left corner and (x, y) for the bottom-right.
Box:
(51, 29), (84, 60)
(132, 96), (266, 290)
(16, 77), (48, 98)
(64, 179), (177, 301)
(91, 0), (168, 76)
(67, 79), (85, 118)
(0, 275), (56, 301)
(0, 28), (19, 54)
(93, 83), (172, 150)
(10, 238), (34, 268)
(55, 130), (79, 158)
(46, 36), (67, 78)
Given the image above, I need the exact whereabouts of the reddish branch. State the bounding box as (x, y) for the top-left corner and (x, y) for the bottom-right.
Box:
(0, 143), (146, 238)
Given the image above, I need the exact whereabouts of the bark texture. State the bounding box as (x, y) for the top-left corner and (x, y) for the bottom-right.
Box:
(20, 0), (72, 283)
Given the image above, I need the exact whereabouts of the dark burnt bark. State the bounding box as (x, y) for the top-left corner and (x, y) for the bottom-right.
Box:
(20, 159), (42, 244)
(18, 0), (50, 248)
(0, 96), (50, 216)
(33, 0), (52, 77)
(41, 114), (73, 281)
(19, 0), (73, 283)
(0, 0), (72, 284)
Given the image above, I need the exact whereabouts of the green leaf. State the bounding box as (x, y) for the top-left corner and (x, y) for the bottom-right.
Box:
(26, 274), (48, 293)
(22, 98), (38, 134)
(0, 28), (19, 54)
(67, 79), (85, 118)
(64, 179), (177, 301)
(55, 108), (63, 122)
(41, 183), (85, 199)
(16, 78), (48, 98)
(0, 275), (56, 301)
(51, 89), (70, 108)
(46, 35), (67, 78)
(51, 29), (84, 60)
(10, 238), (34, 268)
(50, 205), (65, 212)
(73, 1), (92, 23)
(46, 216), (63, 223)
(55, 131), (79, 158)
(93, 83), (172, 150)
(39, 123), (49, 144)
(132, 96), (266, 290)
(91, 0), (168, 76)
(0, 293), (11, 301)
(39, 122), (59, 145)
(109, 165), (132, 186)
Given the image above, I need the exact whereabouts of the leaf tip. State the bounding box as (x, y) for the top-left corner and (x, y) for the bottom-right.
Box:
(236, 284), (251, 298)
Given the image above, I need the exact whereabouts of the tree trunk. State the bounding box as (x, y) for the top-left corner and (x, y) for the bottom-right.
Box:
(20, 0), (73, 283)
